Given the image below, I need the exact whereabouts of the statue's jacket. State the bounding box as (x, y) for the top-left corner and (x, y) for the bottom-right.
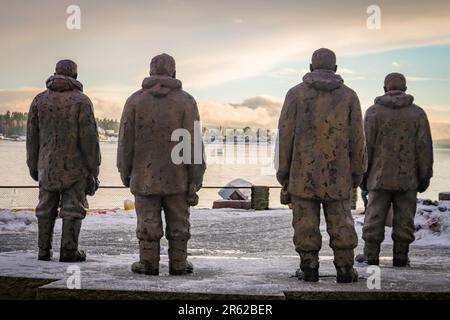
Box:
(117, 75), (206, 196)
(363, 91), (433, 191)
(26, 75), (101, 192)
(277, 70), (367, 201)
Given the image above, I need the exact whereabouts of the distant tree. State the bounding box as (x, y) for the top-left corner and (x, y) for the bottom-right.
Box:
(96, 118), (120, 132)
(0, 111), (27, 137)
(0, 111), (124, 138)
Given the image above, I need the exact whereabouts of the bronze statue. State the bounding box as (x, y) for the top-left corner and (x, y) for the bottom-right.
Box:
(117, 53), (206, 276)
(276, 48), (367, 283)
(26, 60), (101, 262)
(359, 73), (433, 267)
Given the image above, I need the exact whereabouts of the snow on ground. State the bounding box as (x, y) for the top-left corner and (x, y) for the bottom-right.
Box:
(1, 200), (450, 296)
(1, 199), (449, 246)
(2, 250), (450, 295)
(414, 200), (450, 245)
(0, 210), (36, 233)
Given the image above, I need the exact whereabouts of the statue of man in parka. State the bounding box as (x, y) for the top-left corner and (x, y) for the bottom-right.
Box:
(359, 73), (433, 267)
(117, 53), (206, 276)
(276, 48), (367, 283)
(27, 60), (101, 262)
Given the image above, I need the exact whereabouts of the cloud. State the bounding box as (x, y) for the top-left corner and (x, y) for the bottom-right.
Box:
(179, 8), (450, 87)
(392, 61), (401, 67)
(268, 68), (303, 78)
(87, 95), (125, 120)
(430, 122), (450, 140)
(0, 88), (283, 129)
(201, 97), (450, 139)
(0, 87), (41, 113)
(230, 96), (282, 113)
(407, 76), (434, 81)
(345, 76), (366, 81)
(269, 67), (356, 79)
(422, 106), (450, 139)
(198, 96), (283, 128)
(425, 105), (450, 123)
(407, 76), (450, 81)
(2, 88), (450, 139)
(2, 1), (450, 90)
(338, 68), (355, 74)
(0, 87), (125, 120)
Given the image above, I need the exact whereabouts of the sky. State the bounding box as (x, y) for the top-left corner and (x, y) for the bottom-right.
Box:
(1, 0), (450, 139)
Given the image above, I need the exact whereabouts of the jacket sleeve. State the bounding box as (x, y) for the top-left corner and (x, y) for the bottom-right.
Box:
(184, 98), (206, 190)
(416, 109), (433, 188)
(349, 93), (367, 184)
(79, 97), (101, 177)
(117, 99), (135, 185)
(26, 97), (40, 173)
(276, 89), (297, 186)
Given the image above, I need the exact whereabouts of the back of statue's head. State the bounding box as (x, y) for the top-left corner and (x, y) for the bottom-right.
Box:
(150, 53), (176, 78)
(310, 48), (337, 72)
(55, 60), (78, 79)
(384, 73), (407, 92)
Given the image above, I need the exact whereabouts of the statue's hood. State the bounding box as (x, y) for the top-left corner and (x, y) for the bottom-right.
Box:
(375, 90), (414, 109)
(142, 75), (182, 97)
(303, 70), (344, 91)
(46, 75), (83, 92)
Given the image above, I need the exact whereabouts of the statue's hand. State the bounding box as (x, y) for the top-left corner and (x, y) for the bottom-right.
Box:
(280, 182), (291, 205)
(187, 183), (199, 206)
(120, 172), (130, 188)
(29, 168), (38, 182)
(86, 175), (100, 196)
(352, 174), (364, 189)
(418, 179), (430, 193)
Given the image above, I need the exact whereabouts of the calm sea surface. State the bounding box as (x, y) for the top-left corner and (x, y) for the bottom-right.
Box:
(0, 141), (449, 209)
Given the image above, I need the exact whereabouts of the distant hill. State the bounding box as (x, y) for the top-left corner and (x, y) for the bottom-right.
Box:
(434, 139), (450, 149)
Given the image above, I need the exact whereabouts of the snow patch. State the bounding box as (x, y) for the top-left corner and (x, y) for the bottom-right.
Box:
(0, 210), (37, 233)
(1, 200), (449, 246)
(414, 200), (450, 245)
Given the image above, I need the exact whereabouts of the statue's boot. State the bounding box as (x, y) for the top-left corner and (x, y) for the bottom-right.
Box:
(360, 242), (380, 265)
(38, 218), (56, 261)
(335, 249), (358, 283)
(59, 219), (86, 262)
(297, 251), (319, 282)
(168, 240), (193, 275)
(131, 240), (160, 275)
(295, 268), (319, 282)
(393, 242), (410, 267)
(336, 266), (359, 283)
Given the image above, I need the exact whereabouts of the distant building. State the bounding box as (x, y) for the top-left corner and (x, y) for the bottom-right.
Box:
(105, 129), (116, 136)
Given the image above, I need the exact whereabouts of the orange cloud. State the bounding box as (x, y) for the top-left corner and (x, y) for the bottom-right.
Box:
(198, 96), (282, 128)
(1, 88), (450, 139)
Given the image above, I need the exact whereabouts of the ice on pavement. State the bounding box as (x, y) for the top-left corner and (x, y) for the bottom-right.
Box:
(1, 199), (449, 246)
(1, 200), (450, 295)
